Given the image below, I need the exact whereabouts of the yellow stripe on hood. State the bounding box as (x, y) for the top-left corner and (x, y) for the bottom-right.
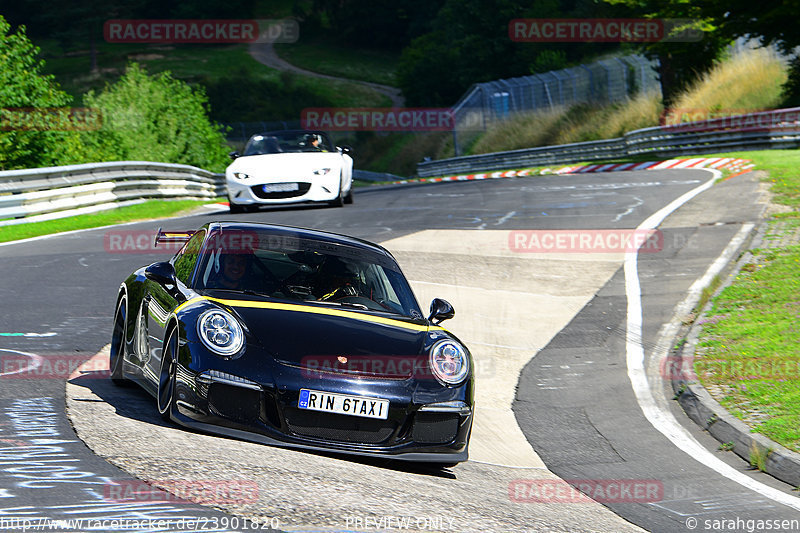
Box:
(174, 296), (443, 333)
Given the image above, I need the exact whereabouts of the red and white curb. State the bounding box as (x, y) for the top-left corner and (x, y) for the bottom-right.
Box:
(392, 157), (754, 185)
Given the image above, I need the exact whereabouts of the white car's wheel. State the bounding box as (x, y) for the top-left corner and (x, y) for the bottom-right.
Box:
(328, 174), (345, 207)
(228, 196), (246, 214)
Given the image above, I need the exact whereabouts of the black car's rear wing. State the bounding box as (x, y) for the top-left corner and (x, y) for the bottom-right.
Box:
(154, 227), (196, 247)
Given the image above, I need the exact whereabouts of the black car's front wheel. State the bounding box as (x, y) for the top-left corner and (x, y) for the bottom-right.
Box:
(157, 328), (178, 421)
(109, 296), (127, 385)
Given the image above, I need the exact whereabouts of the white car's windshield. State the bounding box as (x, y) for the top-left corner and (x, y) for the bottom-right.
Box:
(243, 131), (334, 155)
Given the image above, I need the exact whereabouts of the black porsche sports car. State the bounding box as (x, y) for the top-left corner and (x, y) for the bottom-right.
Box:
(111, 222), (474, 465)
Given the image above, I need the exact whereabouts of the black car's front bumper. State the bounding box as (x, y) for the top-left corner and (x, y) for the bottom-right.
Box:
(170, 354), (473, 463)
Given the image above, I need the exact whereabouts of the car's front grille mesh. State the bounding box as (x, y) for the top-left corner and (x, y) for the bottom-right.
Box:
(208, 383), (261, 424)
(411, 412), (460, 444)
(283, 407), (396, 444)
(251, 183), (311, 199)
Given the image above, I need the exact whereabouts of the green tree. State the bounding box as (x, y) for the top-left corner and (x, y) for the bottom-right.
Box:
(698, 0), (800, 106)
(295, 0), (444, 50)
(0, 16), (83, 170)
(600, 0), (727, 107)
(396, 0), (619, 106)
(81, 64), (230, 171)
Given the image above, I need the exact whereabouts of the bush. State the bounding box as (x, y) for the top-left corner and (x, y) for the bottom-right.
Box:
(81, 64), (231, 171)
(0, 16), (81, 170)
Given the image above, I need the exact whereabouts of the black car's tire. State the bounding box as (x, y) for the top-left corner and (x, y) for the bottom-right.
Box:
(109, 296), (127, 385)
(157, 328), (178, 422)
(328, 175), (345, 207)
(228, 196), (245, 213)
(344, 187), (354, 204)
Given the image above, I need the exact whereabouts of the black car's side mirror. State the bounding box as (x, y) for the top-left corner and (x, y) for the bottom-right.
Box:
(229, 150), (240, 160)
(145, 261), (177, 287)
(428, 298), (455, 324)
(338, 146), (352, 155)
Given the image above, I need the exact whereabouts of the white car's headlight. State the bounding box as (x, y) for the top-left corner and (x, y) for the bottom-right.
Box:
(233, 172), (250, 180)
(197, 309), (244, 356)
(429, 339), (469, 385)
(312, 168), (331, 175)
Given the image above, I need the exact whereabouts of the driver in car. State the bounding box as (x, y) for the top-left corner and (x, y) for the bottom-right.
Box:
(315, 257), (365, 300)
(217, 253), (249, 290)
(304, 133), (327, 152)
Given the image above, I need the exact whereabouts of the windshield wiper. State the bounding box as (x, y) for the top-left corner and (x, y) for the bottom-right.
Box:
(310, 300), (369, 310)
(203, 288), (273, 298)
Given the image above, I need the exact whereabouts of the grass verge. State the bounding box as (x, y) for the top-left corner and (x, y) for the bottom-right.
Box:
(703, 150), (800, 210)
(0, 199), (221, 244)
(692, 149), (800, 453)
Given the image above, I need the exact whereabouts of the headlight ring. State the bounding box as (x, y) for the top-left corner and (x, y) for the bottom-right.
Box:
(197, 309), (244, 356)
(429, 339), (469, 385)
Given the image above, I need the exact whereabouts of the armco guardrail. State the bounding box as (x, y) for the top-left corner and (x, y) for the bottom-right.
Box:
(418, 108), (800, 177)
(353, 169), (405, 182)
(0, 161), (225, 223)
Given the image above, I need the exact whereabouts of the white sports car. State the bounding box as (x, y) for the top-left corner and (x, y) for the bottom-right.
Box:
(225, 130), (354, 212)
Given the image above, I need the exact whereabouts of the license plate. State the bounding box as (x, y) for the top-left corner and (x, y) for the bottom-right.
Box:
(298, 389), (389, 420)
(263, 183), (299, 193)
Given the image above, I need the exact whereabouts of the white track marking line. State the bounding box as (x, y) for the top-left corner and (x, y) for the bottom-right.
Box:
(0, 348), (44, 376)
(614, 196), (643, 222)
(0, 332), (57, 337)
(625, 169), (800, 511)
(495, 211), (517, 225)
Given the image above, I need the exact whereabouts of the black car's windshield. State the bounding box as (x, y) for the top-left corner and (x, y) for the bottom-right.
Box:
(242, 131), (334, 155)
(195, 228), (422, 319)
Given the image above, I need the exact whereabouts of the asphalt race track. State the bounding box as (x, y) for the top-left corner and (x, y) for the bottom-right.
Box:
(1, 169), (799, 532)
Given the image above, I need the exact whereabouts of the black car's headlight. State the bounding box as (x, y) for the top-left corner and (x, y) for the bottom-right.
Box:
(233, 172), (250, 180)
(429, 339), (469, 385)
(197, 309), (244, 356)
